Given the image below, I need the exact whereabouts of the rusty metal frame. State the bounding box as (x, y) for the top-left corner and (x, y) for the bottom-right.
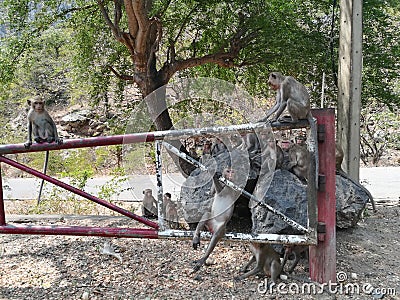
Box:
(157, 121), (319, 246)
(0, 120), (317, 245)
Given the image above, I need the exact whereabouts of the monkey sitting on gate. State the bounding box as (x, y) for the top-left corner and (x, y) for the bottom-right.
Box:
(260, 72), (311, 124)
(24, 96), (63, 148)
(192, 166), (241, 273)
(24, 96), (63, 204)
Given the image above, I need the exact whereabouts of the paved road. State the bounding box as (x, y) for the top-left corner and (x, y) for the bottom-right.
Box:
(2, 167), (399, 202)
(2, 173), (186, 202)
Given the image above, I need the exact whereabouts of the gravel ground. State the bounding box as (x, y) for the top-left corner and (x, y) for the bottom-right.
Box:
(0, 204), (399, 300)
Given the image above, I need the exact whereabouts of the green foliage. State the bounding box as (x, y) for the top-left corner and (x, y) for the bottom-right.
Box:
(96, 174), (132, 203)
(29, 186), (98, 215)
(360, 101), (400, 165)
(1, 0), (398, 112)
(363, 0), (400, 108)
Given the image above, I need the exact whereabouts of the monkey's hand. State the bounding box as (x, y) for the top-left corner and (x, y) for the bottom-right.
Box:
(55, 138), (63, 145)
(24, 141), (32, 149)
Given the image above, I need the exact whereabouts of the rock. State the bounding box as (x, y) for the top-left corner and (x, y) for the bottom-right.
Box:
(181, 150), (372, 233)
(180, 148), (250, 229)
(336, 174), (370, 229)
(251, 169), (308, 234)
(61, 109), (92, 124)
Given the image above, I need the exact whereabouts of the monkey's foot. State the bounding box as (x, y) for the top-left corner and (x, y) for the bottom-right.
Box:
(278, 116), (294, 123)
(191, 259), (204, 273)
(191, 264), (201, 274)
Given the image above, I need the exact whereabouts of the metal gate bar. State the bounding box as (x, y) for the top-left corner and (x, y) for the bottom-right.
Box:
(0, 155), (159, 229)
(0, 224), (158, 238)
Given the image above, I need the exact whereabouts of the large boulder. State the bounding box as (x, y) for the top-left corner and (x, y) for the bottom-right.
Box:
(181, 156), (370, 234)
(336, 174), (371, 229)
(180, 148), (251, 229)
(251, 169), (308, 234)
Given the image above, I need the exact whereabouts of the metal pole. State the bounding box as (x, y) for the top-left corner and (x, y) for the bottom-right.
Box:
(309, 109), (336, 283)
(0, 162), (5, 226)
(0, 121), (309, 156)
(0, 224), (158, 238)
(155, 140), (165, 230)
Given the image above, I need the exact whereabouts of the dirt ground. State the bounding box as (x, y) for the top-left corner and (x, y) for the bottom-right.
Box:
(0, 202), (399, 300)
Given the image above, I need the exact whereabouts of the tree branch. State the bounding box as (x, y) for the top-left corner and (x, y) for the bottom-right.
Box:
(97, 0), (120, 38)
(108, 65), (135, 82)
(131, 0), (153, 72)
(114, 0), (123, 26)
(154, 0), (172, 18)
(55, 4), (97, 19)
(123, 0), (138, 37)
(147, 18), (162, 76)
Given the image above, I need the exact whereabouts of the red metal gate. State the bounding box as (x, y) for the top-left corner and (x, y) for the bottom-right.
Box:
(0, 108), (336, 283)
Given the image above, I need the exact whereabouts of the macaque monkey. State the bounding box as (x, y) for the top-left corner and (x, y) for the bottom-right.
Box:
(335, 144), (376, 212)
(142, 189), (158, 218)
(260, 72), (311, 124)
(260, 72), (318, 184)
(24, 97), (63, 147)
(163, 192), (179, 229)
(281, 245), (308, 274)
(286, 144), (310, 182)
(236, 243), (281, 282)
(275, 143), (284, 170)
(192, 167), (241, 272)
(211, 138), (227, 156)
(24, 96), (63, 204)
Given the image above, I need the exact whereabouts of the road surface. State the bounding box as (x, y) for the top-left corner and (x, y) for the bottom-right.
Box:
(2, 167), (399, 202)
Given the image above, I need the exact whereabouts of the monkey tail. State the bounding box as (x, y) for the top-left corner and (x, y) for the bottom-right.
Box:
(37, 151), (49, 205)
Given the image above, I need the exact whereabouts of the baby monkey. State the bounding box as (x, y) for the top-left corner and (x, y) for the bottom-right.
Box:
(142, 189), (158, 218)
(236, 243), (282, 282)
(163, 192), (179, 229)
(24, 96), (62, 148)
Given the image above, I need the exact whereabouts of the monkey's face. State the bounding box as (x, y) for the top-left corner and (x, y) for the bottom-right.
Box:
(32, 100), (45, 113)
(268, 72), (281, 91)
(222, 168), (236, 181)
(143, 189), (152, 196)
(268, 78), (280, 91)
